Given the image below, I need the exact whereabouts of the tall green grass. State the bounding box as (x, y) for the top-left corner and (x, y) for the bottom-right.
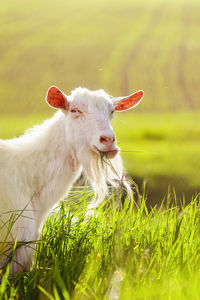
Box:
(1, 187), (200, 299)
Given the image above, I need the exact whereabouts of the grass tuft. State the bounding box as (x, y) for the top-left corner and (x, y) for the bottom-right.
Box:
(1, 188), (200, 299)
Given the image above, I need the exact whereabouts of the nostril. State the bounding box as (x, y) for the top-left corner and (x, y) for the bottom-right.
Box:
(100, 136), (108, 144)
(100, 135), (115, 144)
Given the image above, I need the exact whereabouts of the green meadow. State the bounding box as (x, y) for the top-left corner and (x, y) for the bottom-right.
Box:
(1, 0), (200, 298)
(1, 0), (200, 199)
(0, 0), (199, 114)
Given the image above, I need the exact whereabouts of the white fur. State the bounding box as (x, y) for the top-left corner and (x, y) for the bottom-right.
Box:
(0, 87), (131, 273)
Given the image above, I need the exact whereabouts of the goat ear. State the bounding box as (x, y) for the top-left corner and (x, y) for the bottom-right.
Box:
(114, 90), (144, 111)
(46, 86), (69, 110)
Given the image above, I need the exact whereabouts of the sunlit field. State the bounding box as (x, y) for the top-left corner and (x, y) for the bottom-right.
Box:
(1, 0), (200, 198)
(0, 0), (200, 298)
(0, 0), (199, 114)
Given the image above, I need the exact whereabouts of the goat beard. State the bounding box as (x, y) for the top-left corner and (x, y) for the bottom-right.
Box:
(76, 146), (131, 209)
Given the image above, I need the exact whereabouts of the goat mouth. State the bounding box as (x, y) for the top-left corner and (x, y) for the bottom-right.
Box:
(93, 146), (119, 158)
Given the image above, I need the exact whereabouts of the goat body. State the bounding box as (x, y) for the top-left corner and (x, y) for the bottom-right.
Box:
(0, 86), (143, 272)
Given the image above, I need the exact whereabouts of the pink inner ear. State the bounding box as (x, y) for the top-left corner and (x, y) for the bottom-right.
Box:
(115, 90), (144, 111)
(47, 86), (68, 110)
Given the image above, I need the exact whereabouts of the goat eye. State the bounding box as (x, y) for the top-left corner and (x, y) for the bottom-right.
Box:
(70, 108), (82, 114)
(110, 110), (114, 115)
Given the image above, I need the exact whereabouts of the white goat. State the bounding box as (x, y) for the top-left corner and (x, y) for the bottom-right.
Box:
(0, 86), (143, 273)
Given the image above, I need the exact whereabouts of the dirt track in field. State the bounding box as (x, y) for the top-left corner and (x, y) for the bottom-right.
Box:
(177, 5), (195, 110)
(121, 3), (196, 111)
(121, 5), (164, 96)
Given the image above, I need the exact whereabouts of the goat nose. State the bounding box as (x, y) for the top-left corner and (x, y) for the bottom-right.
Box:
(99, 135), (115, 144)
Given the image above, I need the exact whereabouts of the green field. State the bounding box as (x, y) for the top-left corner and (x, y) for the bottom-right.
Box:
(1, 0), (200, 298)
(1, 0), (200, 199)
(1, 0), (200, 193)
(0, 0), (199, 113)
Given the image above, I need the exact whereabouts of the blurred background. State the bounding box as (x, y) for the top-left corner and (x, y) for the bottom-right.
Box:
(0, 0), (200, 204)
